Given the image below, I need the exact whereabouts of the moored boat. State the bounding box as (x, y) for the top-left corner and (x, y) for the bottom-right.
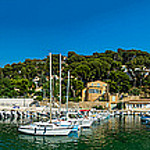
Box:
(18, 121), (73, 136)
(141, 114), (150, 122)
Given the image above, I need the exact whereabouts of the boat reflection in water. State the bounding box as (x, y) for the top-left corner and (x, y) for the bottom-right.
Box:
(18, 131), (80, 144)
(1, 115), (150, 150)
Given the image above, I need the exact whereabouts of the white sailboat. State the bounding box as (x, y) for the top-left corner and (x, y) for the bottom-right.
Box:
(18, 121), (73, 136)
(18, 53), (74, 136)
(56, 70), (93, 129)
(53, 55), (80, 132)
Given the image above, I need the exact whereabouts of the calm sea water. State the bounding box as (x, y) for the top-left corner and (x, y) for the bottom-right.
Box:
(0, 116), (149, 150)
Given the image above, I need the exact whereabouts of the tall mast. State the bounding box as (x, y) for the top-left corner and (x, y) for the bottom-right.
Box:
(66, 70), (70, 113)
(59, 54), (62, 113)
(49, 53), (52, 123)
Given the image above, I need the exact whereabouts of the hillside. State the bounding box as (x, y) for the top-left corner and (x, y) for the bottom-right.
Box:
(0, 48), (150, 101)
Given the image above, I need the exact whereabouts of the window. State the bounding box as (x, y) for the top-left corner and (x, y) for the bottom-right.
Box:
(106, 103), (109, 107)
(69, 114), (77, 119)
(89, 89), (93, 93)
(112, 96), (115, 102)
(39, 125), (45, 127)
(47, 125), (53, 128)
(94, 89), (97, 93)
(89, 89), (100, 94)
(97, 83), (100, 87)
(103, 90), (106, 94)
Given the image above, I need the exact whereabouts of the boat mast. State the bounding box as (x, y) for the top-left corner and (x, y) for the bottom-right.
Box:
(59, 54), (62, 114)
(49, 53), (52, 123)
(66, 70), (70, 113)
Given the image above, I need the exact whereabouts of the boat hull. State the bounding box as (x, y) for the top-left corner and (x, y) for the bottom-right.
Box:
(18, 127), (72, 136)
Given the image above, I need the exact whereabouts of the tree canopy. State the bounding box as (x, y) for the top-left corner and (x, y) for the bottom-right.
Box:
(0, 48), (150, 99)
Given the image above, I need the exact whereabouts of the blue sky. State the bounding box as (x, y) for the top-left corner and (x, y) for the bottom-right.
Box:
(0, 0), (150, 67)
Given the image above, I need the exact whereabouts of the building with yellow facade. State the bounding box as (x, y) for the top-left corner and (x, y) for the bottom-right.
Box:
(82, 80), (108, 102)
(82, 80), (119, 109)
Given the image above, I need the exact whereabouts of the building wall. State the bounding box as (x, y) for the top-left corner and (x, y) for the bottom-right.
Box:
(79, 101), (109, 109)
(124, 97), (150, 110)
(125, 103), (150, 109)
(82, 80), (108, 101)
(108, 94), (119, 109)
(109, 94), (118, 103)
(82, 88), (86, 102)
(0, 98), (33, 107)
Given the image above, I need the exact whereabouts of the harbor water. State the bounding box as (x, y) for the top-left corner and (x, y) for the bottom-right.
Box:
(0, 116), (150, 150)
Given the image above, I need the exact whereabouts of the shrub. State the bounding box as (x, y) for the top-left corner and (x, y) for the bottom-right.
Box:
(35, 96), (43, 101)
(69, 97), (81, 102)
(93, 105), (104, 110)
(129, 88), (140, 96)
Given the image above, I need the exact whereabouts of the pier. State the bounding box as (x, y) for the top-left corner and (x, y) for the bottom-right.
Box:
(0, 105), (149, 121)
(111, 109), (150, 116)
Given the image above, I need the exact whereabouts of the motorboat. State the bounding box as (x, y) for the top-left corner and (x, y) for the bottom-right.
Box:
(59, 112), (94, 128)
(53, 120), (80, 132)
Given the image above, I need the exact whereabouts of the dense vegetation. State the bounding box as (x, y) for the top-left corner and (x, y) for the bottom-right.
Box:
(0, 48), (150, 102)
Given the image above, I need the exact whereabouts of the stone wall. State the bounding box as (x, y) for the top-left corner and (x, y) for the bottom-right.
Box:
(0, 98), (33, 107)
(79, 101), (109, 109)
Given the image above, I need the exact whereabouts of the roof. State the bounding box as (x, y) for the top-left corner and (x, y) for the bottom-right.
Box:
(128, 101), (150, 104)
(79, 109), (90, 112)
(129, 99), (150, 101)
(87, 80), (107, 85)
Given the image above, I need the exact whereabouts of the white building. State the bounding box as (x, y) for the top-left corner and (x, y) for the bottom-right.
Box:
(0, 98), (33, 107)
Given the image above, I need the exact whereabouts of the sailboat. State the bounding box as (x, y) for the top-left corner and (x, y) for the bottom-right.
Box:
(55, 70), (93, 129)
(18, 53), (75, 136)
(18, 121), (73, 136)
(51, 55), (80, 132)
